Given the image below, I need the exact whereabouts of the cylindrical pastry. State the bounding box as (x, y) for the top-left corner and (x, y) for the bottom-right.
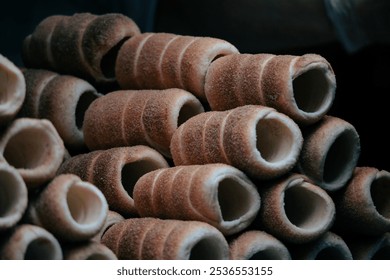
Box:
(133, 163), (260, 235)
(289, 232), (353, 260)
(170, 105), (303, 180)
(22, 13), (140, 85)
(57, 145), (170, 216)
(0, 224), (63, 260)
(298, 115), (360, 191)
(333, 167), (390, 235)
(83, 89), (204, 157)
(256, 173), (335, 244)
(346, 233), (390, 260)
(101, 218), (229, 260)
(0, 163), (28, 231)
(62, 241), (117, 260)
(92, 210), (125, 242)
(20, 69), (101, 151)
(0, 118), (65, 189)
(229, 230), (291, 260)
(0, 54), (25, 125)
(27, 174), (108, 242)
(116, 33), (239, 100)
(205, 53), (336, 125)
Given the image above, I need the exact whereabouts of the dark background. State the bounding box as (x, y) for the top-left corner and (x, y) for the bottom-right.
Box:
(1, 0), (389, 172)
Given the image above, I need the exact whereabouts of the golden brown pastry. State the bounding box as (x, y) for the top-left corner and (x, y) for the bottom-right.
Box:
(133, 163), (260, 235)
(256, 173), (335, 244)
(115, 32), (239, 100)
(170, 105), (303, 180)
(20, 69), (101, 152)
(22, 13), (140, 85)
(57, 145), (169, 216)
(27, 174), (108, 242)
(101, 218), (229, 260)
(298, 115), (360, 191)
(83, 88), (204, 157)
(205, 53), (336, 125)
(0, 118), (65, 189)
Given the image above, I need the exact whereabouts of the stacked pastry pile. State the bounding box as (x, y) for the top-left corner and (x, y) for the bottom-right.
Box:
(0, 13), (389, 260)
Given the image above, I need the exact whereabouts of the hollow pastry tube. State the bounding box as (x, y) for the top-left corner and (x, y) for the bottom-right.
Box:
(0, 224), (63, 260)
(170, 105), (303, 180)
(0, 118), (65, 189)
(83, 88), (204, 157)
(101, 218), (229, 260)
(27, 174), (108, 242)
(333, 167), (390, 235)
(22, 13), (140, 85)
(57, 145), (170, 216)
(256, 173), (335, 244)
(20, 69), (101, 152)
(115, 33), (239, 100)
(229, 230), (291, 260)
(205, 53), (336, 125)
(298, 115), (360, 191)
(133, 163), (260, 235)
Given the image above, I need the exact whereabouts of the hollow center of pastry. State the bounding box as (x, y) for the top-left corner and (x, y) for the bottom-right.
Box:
(24, 237), (59, 260)
(75, 90), (99, 130)
(3, 128), (53, 169)
(284, 185), (330, 230)
(323, 129), (358, 186)
(66, 183), (104, 225)
(249, 248), (286, 260)
(177, 101), (203, 127)
(293, 68), (332, 113)
(256, 117), (295, 163)
(217, 177), (254, 221)
(0, 170), (22, 217)
(189, 235), (226, 260)
(101, 37), (130, 79)
(315, 246), (349, 260)
(121, 159), (162, 197)
(370, 175), (390, 219)
(0, 64), (18, 104)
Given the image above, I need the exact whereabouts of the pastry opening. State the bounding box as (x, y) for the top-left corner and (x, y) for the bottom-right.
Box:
(284, 185), (331, 230)
(256, 117), (295, 163)
(101, 37), (130, 79)
(315, 246), (350, 260)
(24, 237), (59, 260)
(66, 183), (104, 225)
(189, 235), (225, 260)
(121, 159), (163, 197)
(370, 174), (390, 219)
(0, 169), (23, 217)
(218, 177), (254, 221)
(323, 129), (359, 186)
(177, 100), (203, 127)
(75, 90), (99, 130)
(293, 68), (333, 113)
(3, 128), (53, 169)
